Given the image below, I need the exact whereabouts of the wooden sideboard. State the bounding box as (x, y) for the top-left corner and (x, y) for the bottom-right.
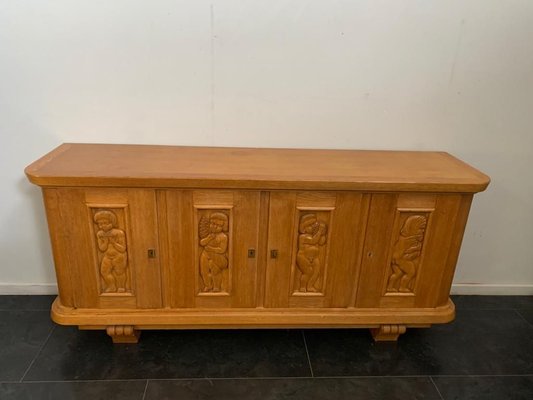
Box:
(25, 144), (489, 343)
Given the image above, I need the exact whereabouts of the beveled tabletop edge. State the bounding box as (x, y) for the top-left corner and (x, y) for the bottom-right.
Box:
(25, 143), (491, 193)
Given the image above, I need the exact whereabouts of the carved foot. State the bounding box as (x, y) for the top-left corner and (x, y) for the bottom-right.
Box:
(370, 325), (406, 342)
(106, 325), (140, 344)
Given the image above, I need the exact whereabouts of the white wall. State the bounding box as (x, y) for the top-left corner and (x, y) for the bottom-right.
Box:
(1, 1), (532, 294)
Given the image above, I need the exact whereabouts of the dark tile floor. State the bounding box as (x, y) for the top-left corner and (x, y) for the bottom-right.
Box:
(0, 295), (532, 399)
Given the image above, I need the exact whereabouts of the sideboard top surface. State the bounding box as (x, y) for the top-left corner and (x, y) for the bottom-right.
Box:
(25, 143), (490, 192)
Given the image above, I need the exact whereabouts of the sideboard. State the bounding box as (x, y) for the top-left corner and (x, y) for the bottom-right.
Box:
(25, 144), (490, 343)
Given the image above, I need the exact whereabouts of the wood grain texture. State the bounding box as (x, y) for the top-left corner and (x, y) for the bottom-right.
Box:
(25, 144), (490, 192)
(42, 188), (75, 307)
(436, 194), (474, 306)
(52, 297), (455, 327)
(166, 190), (260, 309)
(264, 192), (297, 308)
(47, 188), (162, 309)
(28, 144), (489, 343)
(355, 193), (469, 309)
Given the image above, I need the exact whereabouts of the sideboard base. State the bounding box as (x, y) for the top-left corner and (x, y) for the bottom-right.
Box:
(51, 297), (455, 343)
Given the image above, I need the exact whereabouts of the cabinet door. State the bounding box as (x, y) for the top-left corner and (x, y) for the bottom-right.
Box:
(49, 188), (162, 309)
(162, 190), (262, 308)
(356, 193), (472, 308)
(264, 192), (369, 308)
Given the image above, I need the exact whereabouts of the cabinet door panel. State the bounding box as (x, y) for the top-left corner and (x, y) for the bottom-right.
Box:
(356, 193), (466, 308)
(164, 190), (260, 308)
(265, 192), (369, 308)
(263, 192), (297, 308)
(53, 188), (161, 309)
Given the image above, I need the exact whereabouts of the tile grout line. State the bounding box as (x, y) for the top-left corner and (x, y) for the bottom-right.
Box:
(425, 374), (533, 378)
(514, 309), (533, 328)
(458, 308), (518, 311)
(1, 379), (150, 384)
(429, 376), (445, 400)
(19, 325), (56, 383)
(4, 374), (533, 385)
(301, 331), (314, 378)
(141, 380), (149, 400)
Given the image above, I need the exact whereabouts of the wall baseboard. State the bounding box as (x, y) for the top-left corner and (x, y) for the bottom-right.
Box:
(0, 284), (58, 295)
(451, 284), (533, 295)
(0, 283), (532, 296)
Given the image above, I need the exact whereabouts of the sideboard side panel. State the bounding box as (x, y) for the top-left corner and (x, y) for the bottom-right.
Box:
(436, 194), (473, 306)
(413, 194), (462, 307)
(42, 188), (75, 307)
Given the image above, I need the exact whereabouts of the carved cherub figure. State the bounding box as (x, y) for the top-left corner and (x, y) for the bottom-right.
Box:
(296, 213), (328, 293)
(199, 212), (229, 292)
(94, 210), (129, 293)
(387, 215), (427, 293)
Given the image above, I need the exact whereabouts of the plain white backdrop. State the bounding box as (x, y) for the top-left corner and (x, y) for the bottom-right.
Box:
(1, 1), (532, 294)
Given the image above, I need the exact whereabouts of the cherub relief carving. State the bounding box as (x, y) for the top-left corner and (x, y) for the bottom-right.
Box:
(199, 212), (229, 293)
(94, 210), (129, 293)
(387, 215), (427, 293)
(296, 213), (328, 293)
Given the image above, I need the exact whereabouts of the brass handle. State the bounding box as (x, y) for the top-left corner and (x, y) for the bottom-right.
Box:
(248, 248), (256, 258)
(270, 249), (278, 259)
(147, 249), (156, 258)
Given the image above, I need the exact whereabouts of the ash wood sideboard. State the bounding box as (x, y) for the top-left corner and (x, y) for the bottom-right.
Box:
(25, 144), (490, 343)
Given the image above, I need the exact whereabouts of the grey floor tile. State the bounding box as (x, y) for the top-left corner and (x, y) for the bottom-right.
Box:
(433, 376), (533, 400)
(516, 309), (533, 327)
(304, 309), (533, 376)
(24, 328), (311, 381)
(145, 377), (441, 400)
(0, 310), (54, 381)
(0, 295), (56, 311)
(0, 380), (147, 400)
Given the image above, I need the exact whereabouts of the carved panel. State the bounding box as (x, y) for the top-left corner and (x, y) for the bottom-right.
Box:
(197, 209), (232, 294)
(386, 213), (429, 294)
(292, 211), (331, 295)
(91, 208), (132, 295)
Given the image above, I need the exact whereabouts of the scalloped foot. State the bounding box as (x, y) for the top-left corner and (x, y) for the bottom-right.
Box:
(370, 324), (406, 342)
(106, 325), (140, 344)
